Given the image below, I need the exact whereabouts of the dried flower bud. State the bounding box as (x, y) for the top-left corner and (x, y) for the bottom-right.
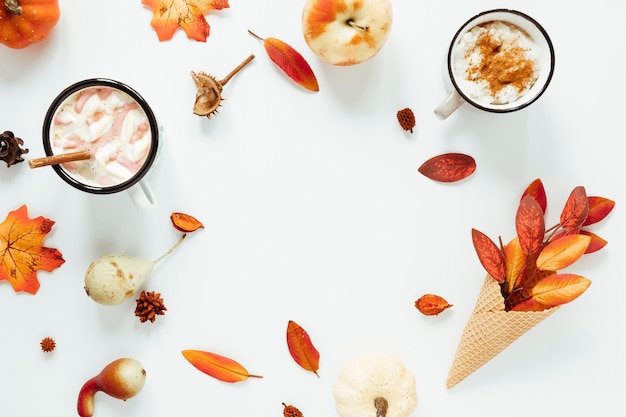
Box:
(40, 337), (56, 352)
(282, 403), (303, 417)
(396, 108), (416, 133)
(415, 294), (453, 316)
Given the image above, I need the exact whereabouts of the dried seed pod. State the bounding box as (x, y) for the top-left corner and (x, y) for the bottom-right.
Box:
(40, 337), (56, 352)
(170, 212), (204, 233)
(396, 108), (416, 133)
(282, 403), (303, 417)
(0, 130), (29, 167)
(135, 290), (167, 323)
(415, 294), (453, 316)
(191, 54), (255, 118)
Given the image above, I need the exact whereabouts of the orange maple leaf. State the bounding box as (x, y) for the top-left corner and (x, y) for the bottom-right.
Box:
(0, 205), (65, 294)
(142, 0), (230, 42)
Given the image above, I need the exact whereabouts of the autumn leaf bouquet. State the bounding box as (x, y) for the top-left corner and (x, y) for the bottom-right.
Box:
(446, 179), (614, 388)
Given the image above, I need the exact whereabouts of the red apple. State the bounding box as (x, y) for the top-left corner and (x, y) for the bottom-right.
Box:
(302, 0), (393, 66)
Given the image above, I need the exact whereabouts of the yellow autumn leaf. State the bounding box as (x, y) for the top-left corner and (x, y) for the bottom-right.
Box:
(504, 237), (526, 294)
(535, 234), (591, 271)
(532, 273), (590, 302)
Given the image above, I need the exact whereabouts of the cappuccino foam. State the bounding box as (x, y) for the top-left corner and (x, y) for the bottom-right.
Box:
(452, 20), (540, 105)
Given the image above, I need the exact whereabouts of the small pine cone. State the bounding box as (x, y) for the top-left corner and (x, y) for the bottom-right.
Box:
(135, 290), (167, 323)
(396, 108), (416, 133)
(282, 403), (303, 417)
(40, 337), (56, 352)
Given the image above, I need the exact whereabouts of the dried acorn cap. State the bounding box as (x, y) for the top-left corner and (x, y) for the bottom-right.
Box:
(396, 108), (416, 133)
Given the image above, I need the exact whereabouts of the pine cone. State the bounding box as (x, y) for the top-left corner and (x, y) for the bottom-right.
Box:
(396, 108), (416, 133)
(135, 290), (167, 323)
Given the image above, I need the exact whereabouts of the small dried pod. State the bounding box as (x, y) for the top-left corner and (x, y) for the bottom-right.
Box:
(396, 108), (416, 133)
(40, 337), (56, 352)
(170, 212), (204, 233)
(191, 54), (255, 118)
(415, 294), (453, 316)
(282, 403), (304, 417)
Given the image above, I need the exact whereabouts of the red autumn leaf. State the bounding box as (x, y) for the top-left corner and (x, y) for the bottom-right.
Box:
(521, 178), (547, 213)
(182, 350), (263, 383)
(515, 195), (545, 254)
(579, 230), (608, 254)
(286, 320), (320, 376)
(560, 186), (589, 231)
(582, 196), (615, 226)
(249, 30), (319, 92)
(0, 205), (65, 294)
(503, 237), (526, 294)
(418, 153), (476, 182)
(535, 234), (591, 271)
(170, 212), (204, 233)
(142, 0), (229, 42)
(471, 228), (505, 283)
(510, 273), (591, 311)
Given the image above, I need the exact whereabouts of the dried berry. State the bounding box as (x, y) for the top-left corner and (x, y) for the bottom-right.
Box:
(282, 403), (303, 417)
(396, 108), (416, 133)
(135, 290), (167, 323)
(415, 294), (453, 316)
(0, 131), (29, 167)
(40, 337), (56, 352)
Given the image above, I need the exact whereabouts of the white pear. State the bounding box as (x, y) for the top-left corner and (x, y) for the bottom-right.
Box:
(84, 234), (186, 305)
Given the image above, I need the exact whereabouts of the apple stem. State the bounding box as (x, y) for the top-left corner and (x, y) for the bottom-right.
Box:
(347, 20), (369, 31)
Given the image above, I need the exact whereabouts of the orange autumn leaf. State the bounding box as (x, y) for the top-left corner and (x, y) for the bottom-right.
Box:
(142, 0), (229, 42)
(560, 186), (589, 231)
(170, 212), (204, 233)
(418, 153), (476, 183)
(535, 234), (591, 271)
(415, 294), (453, 316)
(0, 205), (65, 294)
(510, 273), (591, 311)
(286, 320), (320, 376)
(471, 228), (505, 283)
(521, 178), (547, 213)
(503, 237), (526, 294)
(583, 196), (615, 226)
(248, 30), (319, 92)
(579, 230), (607, 254)
(515, 195), (545, 254)
(182, 350), (263, 383)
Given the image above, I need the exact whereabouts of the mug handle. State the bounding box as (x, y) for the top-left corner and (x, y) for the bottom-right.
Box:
(127, 179), (157, 212)
(435, 89), (465, 119)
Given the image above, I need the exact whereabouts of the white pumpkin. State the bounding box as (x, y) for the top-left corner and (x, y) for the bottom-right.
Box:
(333, 353), (417, 417)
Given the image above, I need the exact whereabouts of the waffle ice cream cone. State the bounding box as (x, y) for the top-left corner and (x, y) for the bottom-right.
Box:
(446, 275), (558, 389)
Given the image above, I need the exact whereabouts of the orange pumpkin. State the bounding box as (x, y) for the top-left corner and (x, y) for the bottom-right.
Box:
(1, 0), (60, 49)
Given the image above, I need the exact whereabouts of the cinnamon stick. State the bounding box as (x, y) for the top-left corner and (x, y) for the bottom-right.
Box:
(28, 150), (91, 169)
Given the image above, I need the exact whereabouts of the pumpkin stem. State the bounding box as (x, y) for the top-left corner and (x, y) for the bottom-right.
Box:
(374, 397), (388, 417)
(4, 0), (22, 16)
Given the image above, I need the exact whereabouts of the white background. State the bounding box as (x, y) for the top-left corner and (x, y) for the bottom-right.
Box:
(1, 0), (625, 416)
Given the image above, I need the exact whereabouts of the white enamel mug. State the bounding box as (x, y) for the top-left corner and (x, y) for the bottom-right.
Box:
(42, 78), (160, 211)
(435, 9), (555, 119)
